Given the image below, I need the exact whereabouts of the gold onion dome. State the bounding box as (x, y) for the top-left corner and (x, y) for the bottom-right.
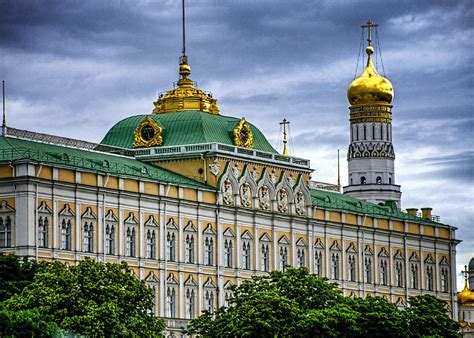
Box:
(153, 56), (220, 114)
(458, 266), (474, 307)
(347, 45), (394, 106)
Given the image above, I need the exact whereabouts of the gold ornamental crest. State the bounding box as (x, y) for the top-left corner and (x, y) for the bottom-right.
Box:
(233, 118), (253, 149)
(133, 116), (163, 148)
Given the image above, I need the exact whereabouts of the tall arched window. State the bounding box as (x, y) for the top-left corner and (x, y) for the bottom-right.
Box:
(261, 244), (270, 272)
(167, 231), (176, 261)
(126, 227), (136, 257)
(242, 241), (251, 270)
(105, 224), (115, 255)
(376, 176), (382, 184)
(297, 248), (305, 267)
(166, 287), (176, 318)
(146, 230), (156, 259)
(348, 254), (356, 282)
(0, 216), (12, 248)
(185, 289), (195, 319)
(360, 176), (366, 185)
(61, 219), (71, 250)
(185, 234), (195, 263)
(224, 239), (233, 268)
(83, 221), (93, 253)
(38, 216), (49, 248)
(204, 236), (214, 266)
(331, 252), (340, 280)
(279, 246), (288, 270)
(314, 250), (323, 276)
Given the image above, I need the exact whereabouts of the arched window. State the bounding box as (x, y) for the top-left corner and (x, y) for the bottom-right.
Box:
(331, 253), (340, 280)
(297, 248), (305, 267)
(261, 244), (270, 272)
(389, 176), (392, 184)
(426, 265), (434, 291)
(441, 267), (449, 292)
(61, 219), (71, 250)
(38, 216), (49, 248)
(83, 221), (93, 253)
(185, 289), (195, 319)
(376, 176), (382, 184)
(204, 236), (214, 266)
(279, 246), (288, 271)
(146, 230), (156, 259)
(224, 239), (233, 268)
(185, 234), (195, 263)
(348, 254), (356, 282)
(364, 256), (373, 283)
(126, 227), (136, 257)
(0, 216), (12, 248)
(395, 260), (404, 287)
(314, 250), (323, 276)
(167, 231), (176, 261)
(360, 176), (366, 185)
(166, 287), (176, 318)
(105, 224), (115, 255)
(205, 290), (215, 313)
(242, 241), (251, 270)
(380, 258), (388, 285)
(411, 263), (419, 289)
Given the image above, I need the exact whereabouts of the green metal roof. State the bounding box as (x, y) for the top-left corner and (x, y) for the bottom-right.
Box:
(99, 111), (278, 153)
(0, 136), (211, 190)
(310, 189), (446, 226)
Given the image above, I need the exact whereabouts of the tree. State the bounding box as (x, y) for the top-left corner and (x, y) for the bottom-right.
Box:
(1, 258), (165, 336)
(188, 267), (459, 338)
(406, 294), (459, 338)
(0, 254), (46, 302)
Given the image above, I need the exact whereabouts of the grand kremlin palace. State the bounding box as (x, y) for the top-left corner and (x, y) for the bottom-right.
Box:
(0, 15), (461, 334)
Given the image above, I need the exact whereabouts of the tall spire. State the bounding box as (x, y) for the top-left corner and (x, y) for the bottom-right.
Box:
(178, 0), (191, 85)
(280, 118), (289, 156)
(2, 81), (6, 136)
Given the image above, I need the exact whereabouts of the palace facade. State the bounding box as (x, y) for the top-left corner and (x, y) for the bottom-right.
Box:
(0, 15), (460, 335)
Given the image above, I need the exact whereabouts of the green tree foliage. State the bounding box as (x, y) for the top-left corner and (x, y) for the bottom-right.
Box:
(407, 294), (459, 338)
(0, 254), (46, 302)
(0, 257), (165, 336)
(188, 267), (459, 338)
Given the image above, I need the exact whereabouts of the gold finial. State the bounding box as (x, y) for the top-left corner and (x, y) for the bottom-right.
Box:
(361, 20), (378, 48)
(280, 118), (289, 156)
(152, 0), (220, 114)
(463, 265), (469, 288)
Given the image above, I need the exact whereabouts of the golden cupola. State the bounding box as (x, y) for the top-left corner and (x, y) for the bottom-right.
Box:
(458, 265), (474, 307)
(347, 22), (394, 106)
(152, 56), (220, 115)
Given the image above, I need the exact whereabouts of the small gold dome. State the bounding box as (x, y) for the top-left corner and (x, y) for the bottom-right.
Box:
(347, 46), (394, 106)
(153, 56), (219, 115)
(458, 284), (474, 307)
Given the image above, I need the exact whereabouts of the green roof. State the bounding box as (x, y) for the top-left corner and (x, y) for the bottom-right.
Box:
(0, 136), (211, 190)
(99, 111), (278, 153)
(310, 189), (446, 226)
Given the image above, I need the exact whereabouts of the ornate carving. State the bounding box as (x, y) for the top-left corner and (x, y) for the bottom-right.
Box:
(259, 186), (270, 210)
(348, 141), (394, 159)
(270, 171), (277, 185)
(287, 175), (295, 187)
(209, 159), (221, 176)
(233, 118), (253, 149)
(222, 179), (233, 206)
(277, 189), (288, 213)
(232, 165), (240, 178)
(251, 167), (259, 181)
(240, 183), (252, 207)
(295, 191), (305, 216)
(133, 116), (163, 148)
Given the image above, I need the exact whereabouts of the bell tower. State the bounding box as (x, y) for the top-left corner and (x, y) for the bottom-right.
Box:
(343, 21), (401, 208)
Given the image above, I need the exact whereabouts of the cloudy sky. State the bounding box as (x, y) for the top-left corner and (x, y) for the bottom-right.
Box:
(0, 0), (472, 288)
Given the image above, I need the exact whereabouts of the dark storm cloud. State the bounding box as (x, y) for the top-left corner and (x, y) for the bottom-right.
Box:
(0, 0), (472, 282)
